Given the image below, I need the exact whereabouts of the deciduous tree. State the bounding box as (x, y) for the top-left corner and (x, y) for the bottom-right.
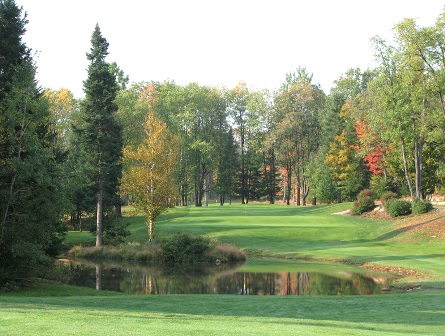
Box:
(121, 109), (180, 241)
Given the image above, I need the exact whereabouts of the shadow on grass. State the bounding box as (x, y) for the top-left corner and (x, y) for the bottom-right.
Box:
(3, 290), (445, 331)
(373, 215), (445, 241)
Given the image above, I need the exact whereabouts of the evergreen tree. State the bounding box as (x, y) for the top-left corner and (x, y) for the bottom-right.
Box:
(76, 24), (123, 246)
(0, 0), (29, 100)
(0, 0), (66, 286)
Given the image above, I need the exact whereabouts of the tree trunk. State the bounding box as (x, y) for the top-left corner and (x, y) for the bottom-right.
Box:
(115, 202), (122, 217)
(413, 106), (425, 200)
(286, 170), (292, 206)
(296, 167), (301, 206)
(336, 186), (342, 203)
(400, 135), (414, 200)
(148, 217), (155, 241)
(296, 184), (301, 205)
(302, 173), (309, 206)
(96, 187), (103, 247)
(204, 174), (210, 206)
(414, 138), (423, 200)
(95, 264), (102, 290)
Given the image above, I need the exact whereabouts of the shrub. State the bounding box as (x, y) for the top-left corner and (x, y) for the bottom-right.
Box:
(412, 199), (433, 215)
(385, 199), (412, 217)
(357, 189), (375, 200)
(159, 232), (214, 264)
(350, 189), (376, 215)
(380, 191), (397, 206)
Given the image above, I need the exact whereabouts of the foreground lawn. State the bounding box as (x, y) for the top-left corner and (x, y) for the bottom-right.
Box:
(10, 202), (443, 335)
(1, 282), (444, 336)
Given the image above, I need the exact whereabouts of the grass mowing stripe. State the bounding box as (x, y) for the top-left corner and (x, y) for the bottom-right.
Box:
(1, 291), (444, 335)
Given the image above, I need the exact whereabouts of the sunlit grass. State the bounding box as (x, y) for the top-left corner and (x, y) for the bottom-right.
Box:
(6, 202), (445, 335)
(1, 283), (445, 335)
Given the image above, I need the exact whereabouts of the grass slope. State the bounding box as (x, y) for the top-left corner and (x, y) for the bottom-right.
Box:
(4, 202), (445, 335)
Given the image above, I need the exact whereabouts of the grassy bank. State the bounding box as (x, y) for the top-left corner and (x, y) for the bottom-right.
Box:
(3, 202), (445, 335)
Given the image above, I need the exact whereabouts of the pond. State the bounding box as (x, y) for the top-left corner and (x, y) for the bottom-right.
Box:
(55, 260), (397, 295)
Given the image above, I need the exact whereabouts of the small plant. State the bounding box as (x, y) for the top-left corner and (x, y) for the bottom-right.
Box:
(412, 199), (433, 215)
(385, 199), (412, 217)
(350, 189), (376, 215)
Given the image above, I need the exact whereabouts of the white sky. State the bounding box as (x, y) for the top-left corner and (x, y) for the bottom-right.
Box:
(16, 0), (445, 98)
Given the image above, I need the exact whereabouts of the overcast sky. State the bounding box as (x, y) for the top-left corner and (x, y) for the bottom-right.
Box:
(16, 0), (445, 98)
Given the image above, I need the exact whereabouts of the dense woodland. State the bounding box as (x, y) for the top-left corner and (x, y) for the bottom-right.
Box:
(2, 0), (445, 285)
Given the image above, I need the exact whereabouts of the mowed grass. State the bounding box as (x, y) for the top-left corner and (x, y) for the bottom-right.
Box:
(4, 202), (445, 335)
(1, 282), (445, 335)
(151, 202), (445, 285)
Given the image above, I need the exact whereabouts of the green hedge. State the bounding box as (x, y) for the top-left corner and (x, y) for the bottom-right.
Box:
(385, 199), (412, 218)
(412, 199), (433, 215)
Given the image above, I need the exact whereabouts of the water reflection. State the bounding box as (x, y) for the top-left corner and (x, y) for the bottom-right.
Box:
(56, 260), (395, 295)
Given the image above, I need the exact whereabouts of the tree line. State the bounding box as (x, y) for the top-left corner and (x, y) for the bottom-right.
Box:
(2, 0), (445, 285)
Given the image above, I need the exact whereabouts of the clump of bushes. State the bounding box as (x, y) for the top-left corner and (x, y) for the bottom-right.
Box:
(351, 189), (376, 215)
(385, 199), (412, 218)
(159, 232), (246, 264)
(68, 232), (246, 265)
(412, 199), (433, 215)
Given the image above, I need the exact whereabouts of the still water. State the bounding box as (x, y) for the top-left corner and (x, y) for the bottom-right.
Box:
(56, 260), (396, 295)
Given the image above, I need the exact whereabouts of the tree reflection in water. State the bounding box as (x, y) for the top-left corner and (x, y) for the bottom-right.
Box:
(55, 260), (396, 295)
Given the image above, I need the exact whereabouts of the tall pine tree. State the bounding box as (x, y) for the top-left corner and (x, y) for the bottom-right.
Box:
(0, 0), (66, 286)
(77, 24), (122, 247)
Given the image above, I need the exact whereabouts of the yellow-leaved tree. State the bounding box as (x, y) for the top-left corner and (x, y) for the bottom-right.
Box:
(121, 108), (180, 241)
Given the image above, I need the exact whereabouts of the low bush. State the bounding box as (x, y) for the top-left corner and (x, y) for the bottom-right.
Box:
(350, 189), (376, 215)
(160, 232), (214, 264)
(385, 199), (412, 218)
(412, 199), (433, 215)
(380, 191), (397, 206)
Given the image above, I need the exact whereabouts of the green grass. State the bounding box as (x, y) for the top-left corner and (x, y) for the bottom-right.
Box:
(1, 281), (444, 335)
(9, 201), (444, 335)
(152, 203), (445, 286)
